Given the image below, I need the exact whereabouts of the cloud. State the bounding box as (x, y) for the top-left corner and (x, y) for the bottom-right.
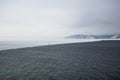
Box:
(0, 0), (120, 40)
(70, 0), (120, 33)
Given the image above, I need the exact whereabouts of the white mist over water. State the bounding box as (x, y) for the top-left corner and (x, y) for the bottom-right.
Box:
(0, 39), (100, 51)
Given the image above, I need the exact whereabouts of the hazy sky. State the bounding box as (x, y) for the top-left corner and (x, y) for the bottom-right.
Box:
(0, 0), (120, 41)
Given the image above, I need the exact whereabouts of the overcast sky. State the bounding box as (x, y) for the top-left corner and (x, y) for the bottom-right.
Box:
(0, 0), (120, 41)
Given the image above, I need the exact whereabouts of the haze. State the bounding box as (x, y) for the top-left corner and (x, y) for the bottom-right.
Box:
(0, 0), (120, 41)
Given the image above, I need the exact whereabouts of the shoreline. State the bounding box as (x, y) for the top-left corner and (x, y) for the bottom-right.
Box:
(0, 40), (120, 80)
(0, 39), (119, 51)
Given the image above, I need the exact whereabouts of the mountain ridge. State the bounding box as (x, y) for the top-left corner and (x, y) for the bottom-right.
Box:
(66, 34), (120, 39)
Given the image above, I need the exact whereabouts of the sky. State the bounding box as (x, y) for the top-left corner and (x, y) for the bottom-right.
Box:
(0, 0), (120, 41)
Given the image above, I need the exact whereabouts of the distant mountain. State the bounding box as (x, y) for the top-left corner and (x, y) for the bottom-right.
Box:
(66, 34), (120, 39)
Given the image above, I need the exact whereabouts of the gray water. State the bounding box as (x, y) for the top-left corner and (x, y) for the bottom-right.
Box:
(0, 41), (45, 50)
(0, 39), (100, 51)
